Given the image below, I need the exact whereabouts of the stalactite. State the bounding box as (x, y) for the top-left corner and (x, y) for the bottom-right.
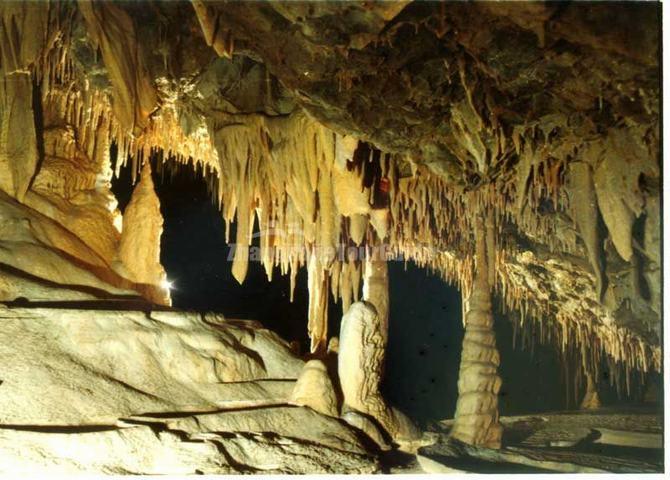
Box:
(307, 251), (329, 354)
(192, 0), (234, 59)
(0, 1), (48, 201)
(565, 162), (605, 301)
(77, 0), (158, 134)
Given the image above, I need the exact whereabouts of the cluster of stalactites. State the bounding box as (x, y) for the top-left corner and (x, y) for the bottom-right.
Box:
(205, 113), (389, 352)
(35, 12), (221, 189)
(111, 104), (659, 379)
(27, 6), (660, 375)
(497, 247), (661, 396)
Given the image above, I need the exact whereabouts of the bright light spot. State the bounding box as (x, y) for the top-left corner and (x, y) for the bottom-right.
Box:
(161, 279), (174, 291)
(112, 211), (123, 233)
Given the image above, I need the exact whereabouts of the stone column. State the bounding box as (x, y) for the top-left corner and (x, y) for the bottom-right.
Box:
(338, 302), (421, 446)
(450, 213), (503, 449)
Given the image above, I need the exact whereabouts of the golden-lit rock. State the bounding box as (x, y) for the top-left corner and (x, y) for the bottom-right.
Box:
(289, 359), (339, 417)
(116, 161), (169, 305)
(338, 302), (422, 448)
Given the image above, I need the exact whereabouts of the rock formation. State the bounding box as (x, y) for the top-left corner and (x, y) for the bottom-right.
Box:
(338, 302), (422, 447)
(116, 161), (170, 305)
(362, 244), (390, 346)
(580, 373), (602, 410)
(0, 0), (662, 473)
(451, 213), (503, 449)
(0, 306), (378, 474)
(289, 359), (339, 417)
(0, 0), (660, 383)
(341, 409), (392, 452)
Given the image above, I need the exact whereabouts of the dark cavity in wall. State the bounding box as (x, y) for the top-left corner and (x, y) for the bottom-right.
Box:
(383, 265), (567, 426)
(111, 155), (328, 351)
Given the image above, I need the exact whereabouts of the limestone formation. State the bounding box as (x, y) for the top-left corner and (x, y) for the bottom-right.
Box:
(289, 359), (339, 417)
(341, 409), (392, 452)
(0, 2), (46, 201)
(565, 162), (605, 301)
(116, 161), (169, 305)
(580, 373), (602, 410)
(451, 214), (503, 449)
(0, 306), (379, 474)
(0, 308), (306, 424)
(0, 0), (662, 473)
(0, 0), (659, 386)
(338, 302), (421, 447)
(362, 248), (390, 346)
(0, 2), (659, 372)
(0, 191), (140, 301)
(1, 408), (378, 475)
(78, 0), (158, 133)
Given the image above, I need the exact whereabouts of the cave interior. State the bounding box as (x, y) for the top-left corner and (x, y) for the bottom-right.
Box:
(0, 0), (663, 474)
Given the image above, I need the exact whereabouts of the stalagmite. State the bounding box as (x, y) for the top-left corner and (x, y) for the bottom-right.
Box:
(338, 302), (422, 447)
(580, 372), (602, 410)
(451, 212), (503, 449)
(115, 161), (170, 305)
(289, 359), (339, 417)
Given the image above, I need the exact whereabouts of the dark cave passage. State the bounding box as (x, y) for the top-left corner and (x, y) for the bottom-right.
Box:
(111, 157), (654, 427)
(383, 264), (570, 425)
(112, 157), (318, 350)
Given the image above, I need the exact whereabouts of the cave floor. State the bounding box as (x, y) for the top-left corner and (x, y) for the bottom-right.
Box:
(414, 407), (663, 473)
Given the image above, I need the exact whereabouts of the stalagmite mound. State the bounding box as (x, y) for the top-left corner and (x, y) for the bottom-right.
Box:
(0, 0), (661, 474)
(289, 359), (339, 417)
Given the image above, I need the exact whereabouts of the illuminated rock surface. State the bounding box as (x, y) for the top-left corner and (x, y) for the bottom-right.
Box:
(0, 306), (378, 474)
(289, 359), (339, 417)
(339, 302), (423, 448)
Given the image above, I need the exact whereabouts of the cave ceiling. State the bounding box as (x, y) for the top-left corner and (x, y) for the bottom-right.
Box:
(0, 1), (661, 387)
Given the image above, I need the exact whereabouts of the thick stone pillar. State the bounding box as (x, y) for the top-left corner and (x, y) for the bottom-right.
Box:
(338, 302), (421, 446)
(450, 213), (503, 449)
